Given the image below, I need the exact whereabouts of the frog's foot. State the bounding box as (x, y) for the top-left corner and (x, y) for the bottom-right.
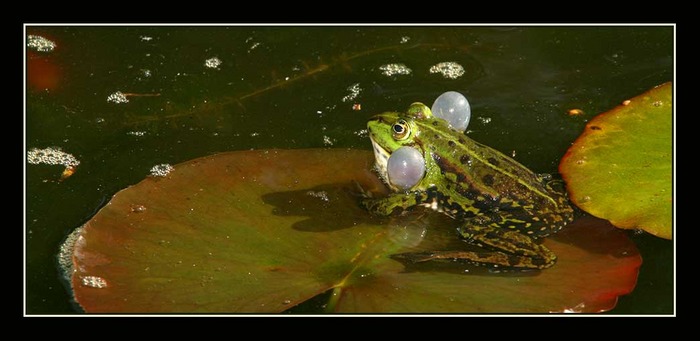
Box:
(392, 250), (555, 270)
(361, 197), (388, 215)
(360, 192), (420, 217)
(353, 180), (392, 215)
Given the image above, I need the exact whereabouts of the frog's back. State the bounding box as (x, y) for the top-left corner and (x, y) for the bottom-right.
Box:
(423, 119), (549, 201)
(419, 119), (564, 214)
(462, 136), (551, 201)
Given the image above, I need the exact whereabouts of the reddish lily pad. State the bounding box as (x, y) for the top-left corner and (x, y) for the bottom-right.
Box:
(560, 82), (672, 239)
(27, 51), (61, 92)
(62, 149), (641, 313)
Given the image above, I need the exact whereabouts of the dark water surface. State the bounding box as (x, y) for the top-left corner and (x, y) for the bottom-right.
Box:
(25, 25), (674, 314)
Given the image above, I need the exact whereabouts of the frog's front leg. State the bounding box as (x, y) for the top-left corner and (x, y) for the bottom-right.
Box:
(362, 192), (426, 216)
(395, 216), (557, 269)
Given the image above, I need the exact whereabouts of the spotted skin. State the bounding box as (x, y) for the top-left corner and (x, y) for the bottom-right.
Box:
(363, 102), (574, 269)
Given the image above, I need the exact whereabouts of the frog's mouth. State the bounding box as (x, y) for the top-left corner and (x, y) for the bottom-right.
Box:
(369, 135), (390, 182)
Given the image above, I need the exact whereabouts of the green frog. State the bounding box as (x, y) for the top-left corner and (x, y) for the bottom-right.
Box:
(363, 102), (574, 269)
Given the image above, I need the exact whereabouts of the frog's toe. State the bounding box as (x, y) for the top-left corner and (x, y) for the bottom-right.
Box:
(352, 180), (373, 199)
(391, 250), (489, 264)
(390, 251), (437, 263)
(360, 197), (378, 211)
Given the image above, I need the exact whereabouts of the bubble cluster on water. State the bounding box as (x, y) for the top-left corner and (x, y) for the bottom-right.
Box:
(246, 37), (261, 53)
(27, 147), (80, 168)
(429, 62), (465, 79)
(354, 129), (368, 138)
(81, 276), (108, 289)
(477, 116), (492, 124)
(322, 135), (334, 146)
(400, 36), (411, 44)
(379, 63), (412, 77)
(150, 163), (174, 177)
(342, 83), (362, 102)
(126, 131), (146, 137)
(58, 226), (85, 282)
(27, 35), (56, 52)
(306, 190), (330, 202)
(107, 91), (129, 104)
(204, 57), (222, 69)
(131, 204), (147, 213)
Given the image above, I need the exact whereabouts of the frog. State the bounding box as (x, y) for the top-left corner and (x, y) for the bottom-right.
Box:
(362, 102), (574, 269)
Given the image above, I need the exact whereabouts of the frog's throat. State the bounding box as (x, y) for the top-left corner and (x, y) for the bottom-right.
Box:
(370, 136), (390, 182)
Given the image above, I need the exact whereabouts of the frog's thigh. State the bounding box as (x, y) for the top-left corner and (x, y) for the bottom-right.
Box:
(458, 223), (556, 267)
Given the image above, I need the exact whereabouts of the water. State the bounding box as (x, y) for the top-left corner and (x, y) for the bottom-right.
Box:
(24, 25), (674, 314)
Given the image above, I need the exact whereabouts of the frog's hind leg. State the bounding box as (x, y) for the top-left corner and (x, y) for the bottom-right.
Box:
(458, 220), (556, 269)
(395, 218), (557, 269)
(392, 249), (553, 270)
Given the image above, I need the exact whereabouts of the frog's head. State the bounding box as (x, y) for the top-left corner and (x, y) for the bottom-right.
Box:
(367, 102), (437, 191)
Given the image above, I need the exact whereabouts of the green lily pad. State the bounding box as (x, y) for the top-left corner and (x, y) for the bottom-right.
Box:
(560, 82), (672, 239)
(62, 149), (641, 313)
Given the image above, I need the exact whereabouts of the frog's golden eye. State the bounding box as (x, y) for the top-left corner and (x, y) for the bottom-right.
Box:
(392, 119), (410, 140)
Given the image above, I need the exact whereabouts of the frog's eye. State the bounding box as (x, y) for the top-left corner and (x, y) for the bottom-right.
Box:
(392, 119), (410, 140)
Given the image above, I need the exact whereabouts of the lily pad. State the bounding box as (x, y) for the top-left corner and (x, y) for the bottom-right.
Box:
(62, 149), (641, 313)
(559, 82), (672, 239)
